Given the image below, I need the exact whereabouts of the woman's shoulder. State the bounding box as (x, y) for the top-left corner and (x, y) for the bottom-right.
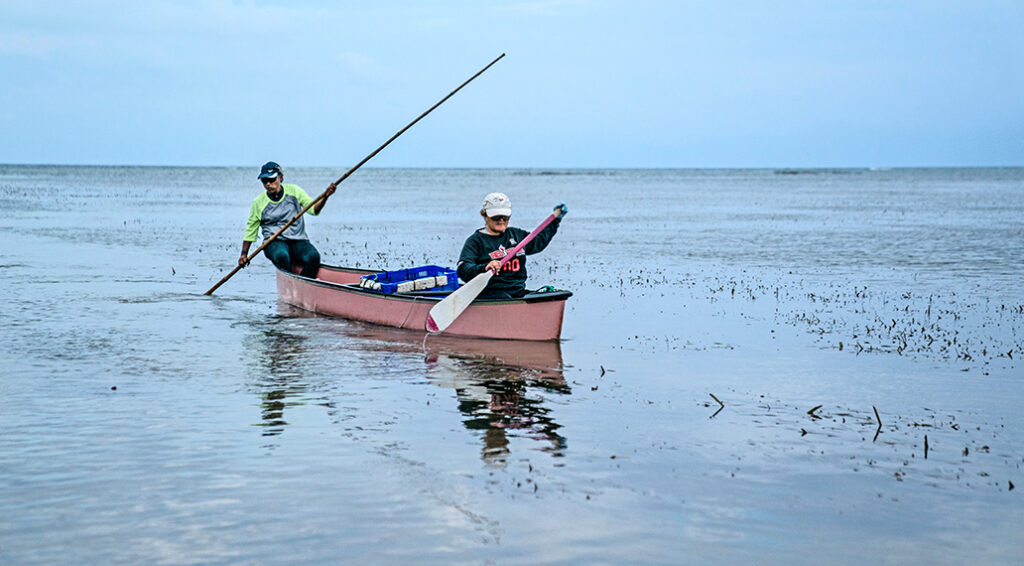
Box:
(507, 226), (530, 239)
(462, 228), (489, 244)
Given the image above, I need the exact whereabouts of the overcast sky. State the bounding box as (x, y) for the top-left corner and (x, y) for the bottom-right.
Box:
(2, 1), (1021, 168)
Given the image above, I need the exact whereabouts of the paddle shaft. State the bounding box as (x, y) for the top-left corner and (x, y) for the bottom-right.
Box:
(204, 53), (507, 296)
(496, 212), (558, 271)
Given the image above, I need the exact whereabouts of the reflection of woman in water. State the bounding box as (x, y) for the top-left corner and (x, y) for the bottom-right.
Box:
(451, 366), (569, 466)
(333, 323), (572, 466)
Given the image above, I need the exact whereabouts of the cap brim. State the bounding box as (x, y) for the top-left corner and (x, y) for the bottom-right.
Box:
(258, 172), (279, 179)
(486, 208), (512, 217)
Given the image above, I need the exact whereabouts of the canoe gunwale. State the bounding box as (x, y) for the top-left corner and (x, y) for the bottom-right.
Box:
(283, 265), (573, 305)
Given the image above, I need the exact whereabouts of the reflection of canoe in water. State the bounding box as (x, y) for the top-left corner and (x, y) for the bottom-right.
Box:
(277, 304), (570, 465)
(341, 323), (566, 380)
(276, 264), (572, 341)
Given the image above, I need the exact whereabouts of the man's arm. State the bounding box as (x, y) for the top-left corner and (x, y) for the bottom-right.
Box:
(313, 182), (337, 215)
(239, 241), (253, 267)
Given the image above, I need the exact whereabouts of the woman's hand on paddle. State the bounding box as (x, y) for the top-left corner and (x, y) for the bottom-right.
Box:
(485, 260), (501, 274)
(554, 202), (568, 218)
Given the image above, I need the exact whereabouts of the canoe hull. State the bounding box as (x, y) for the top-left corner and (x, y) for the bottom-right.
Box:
(276, 265), (570, 341)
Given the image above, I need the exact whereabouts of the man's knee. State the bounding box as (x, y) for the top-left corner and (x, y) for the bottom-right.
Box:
(292, 242), (321, 278)
(297, 243), (320, 266)
(263, 246), (290, 270)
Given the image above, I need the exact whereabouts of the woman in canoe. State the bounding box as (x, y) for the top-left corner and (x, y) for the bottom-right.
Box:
(456, 192), (568, 300)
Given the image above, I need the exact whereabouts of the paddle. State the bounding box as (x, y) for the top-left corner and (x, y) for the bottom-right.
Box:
(426, 207), (561, 334)
(204, 52), (507, 296)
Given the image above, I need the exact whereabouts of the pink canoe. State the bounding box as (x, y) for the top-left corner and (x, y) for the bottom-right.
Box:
(276, 264), (572, 341)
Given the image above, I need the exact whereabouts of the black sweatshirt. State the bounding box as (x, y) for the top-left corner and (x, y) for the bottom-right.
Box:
(456, 218), (560, 296)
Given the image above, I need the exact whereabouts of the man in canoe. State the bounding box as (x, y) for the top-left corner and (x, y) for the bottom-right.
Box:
(456, 192), (568, 300)
(239, 161), (337, 278)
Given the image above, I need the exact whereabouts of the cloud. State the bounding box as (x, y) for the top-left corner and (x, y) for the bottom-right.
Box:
(0, 32), (62, 57)
(333, 51), (390, 79)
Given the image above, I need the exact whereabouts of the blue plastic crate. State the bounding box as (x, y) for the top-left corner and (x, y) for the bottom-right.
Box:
(358, 264), (459, 294)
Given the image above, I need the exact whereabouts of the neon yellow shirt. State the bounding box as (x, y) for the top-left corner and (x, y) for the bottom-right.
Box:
(243, 184), (319, 242)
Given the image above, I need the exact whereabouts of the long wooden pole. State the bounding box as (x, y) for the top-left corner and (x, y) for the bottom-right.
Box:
(205, 53), (506, 296)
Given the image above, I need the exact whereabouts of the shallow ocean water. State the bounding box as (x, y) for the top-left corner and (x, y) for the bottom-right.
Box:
(1, 165), (1022, 564)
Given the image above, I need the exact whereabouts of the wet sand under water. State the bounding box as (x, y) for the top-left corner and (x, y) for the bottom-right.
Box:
(0, 166), (1021, 565)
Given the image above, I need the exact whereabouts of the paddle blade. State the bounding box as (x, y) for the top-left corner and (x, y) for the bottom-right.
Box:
(426, 271), (493, 333)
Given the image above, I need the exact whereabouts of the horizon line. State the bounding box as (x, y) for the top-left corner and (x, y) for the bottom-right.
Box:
(2, 163), (1023, 171)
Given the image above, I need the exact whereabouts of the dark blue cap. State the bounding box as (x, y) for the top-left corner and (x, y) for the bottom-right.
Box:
(258, 161), (282, 180)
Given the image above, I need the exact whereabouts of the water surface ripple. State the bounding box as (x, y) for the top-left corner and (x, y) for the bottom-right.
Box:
(1, 166), (1021, 565)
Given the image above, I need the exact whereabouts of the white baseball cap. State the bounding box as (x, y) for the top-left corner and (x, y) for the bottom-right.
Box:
(482, 192), (511, 217)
